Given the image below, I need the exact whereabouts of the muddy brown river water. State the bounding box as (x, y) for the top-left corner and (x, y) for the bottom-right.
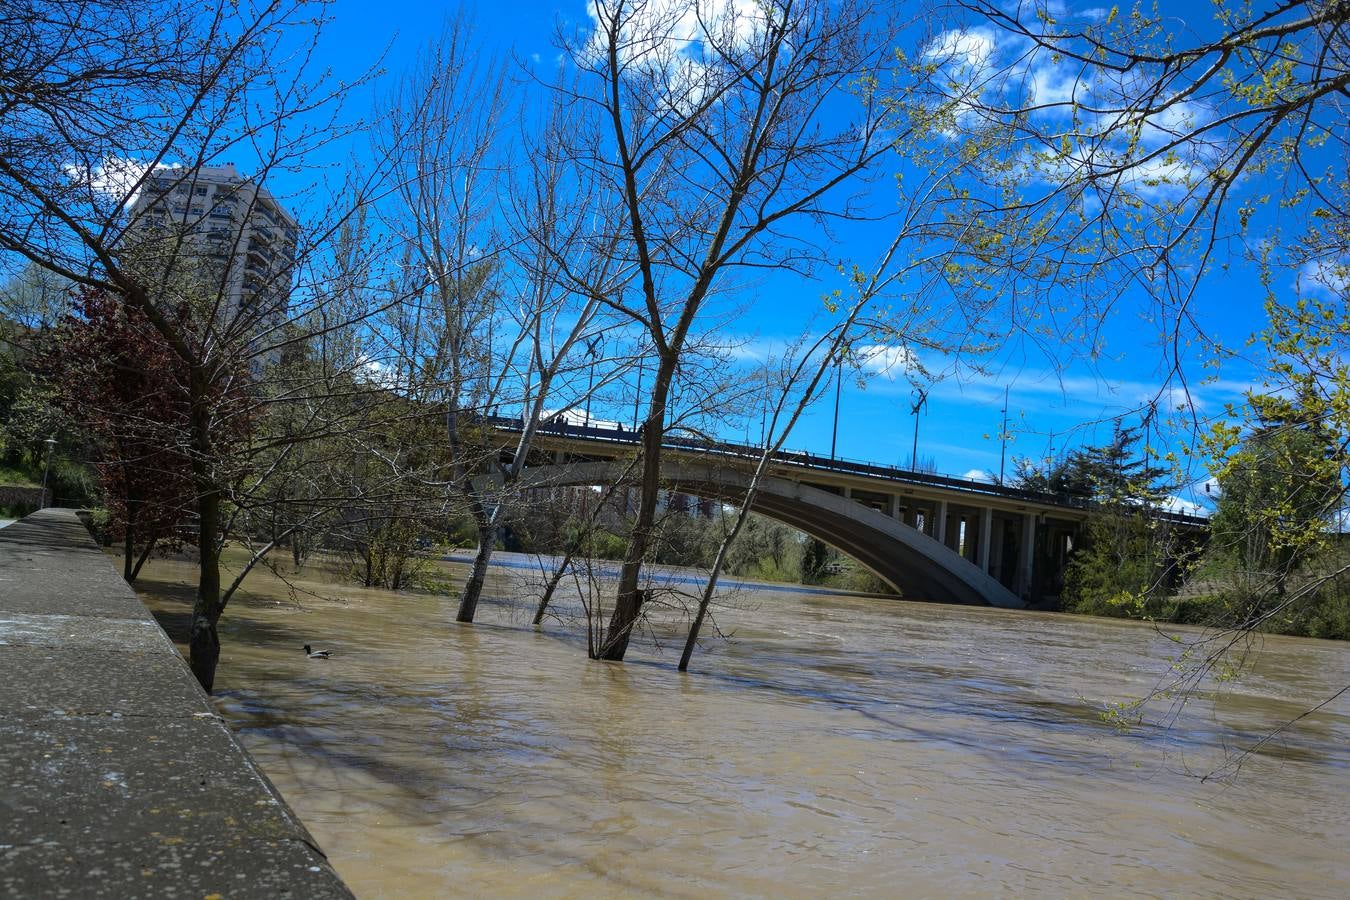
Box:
(131, 553), (1350, 898)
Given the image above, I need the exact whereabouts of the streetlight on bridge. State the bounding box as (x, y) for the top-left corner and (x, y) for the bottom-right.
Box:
(909, 388), (927, 471)
(632, 355), (643, 430)
(830, 353), (843, 460)
(998, 384), (1010, 484)
(583, 334), (603, 427)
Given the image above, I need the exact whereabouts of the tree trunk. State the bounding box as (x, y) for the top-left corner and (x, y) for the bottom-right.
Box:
(456, 513), (496, 623)
(186, 379), (223, 694)
(121, 505), (136, 583)
(130, 537), (156, 581)
(533, 553), (573, 625)
(599, 358), (673, 660)
(680, 530), (737, 672)
(188, 486), (222, 693)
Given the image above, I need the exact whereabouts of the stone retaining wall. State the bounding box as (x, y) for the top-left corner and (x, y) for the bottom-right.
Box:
(0, 485), (48, 514)
(0, 509), (353, 898)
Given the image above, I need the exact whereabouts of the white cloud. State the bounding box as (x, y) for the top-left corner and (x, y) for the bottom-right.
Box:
(1297, 257), (1349, 299)
(1027, 61), (1086, 107)
(1138, 99), (1206, 143)
(585, 0), (768, 110)
(1028, 137), (1204, 200)
(858, 343), (918, 380)
(355, 353), (400, 389)
(922, 26), (1002, 132)
(925, 27), (998, 74)
(65, 157), (180, 206)
(962, 468), (995, 483)
(1147, 385), (1201, 413)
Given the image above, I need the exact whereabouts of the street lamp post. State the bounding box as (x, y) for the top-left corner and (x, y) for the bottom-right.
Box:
(760, 365), (769, 446)
(584, 335), (603, 428)
(998, 384), (1010, 485)
(909, 388), (927, 470)
(830, 354), (842, 460)
(632, 355), (643, 430)
(40, 437), (57, 509)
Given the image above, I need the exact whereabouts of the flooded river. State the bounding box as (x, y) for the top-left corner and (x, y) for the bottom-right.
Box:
(132, 553), (1350, 898)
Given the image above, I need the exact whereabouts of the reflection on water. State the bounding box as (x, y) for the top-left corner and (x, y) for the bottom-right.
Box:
(132, 553), (1350, 898)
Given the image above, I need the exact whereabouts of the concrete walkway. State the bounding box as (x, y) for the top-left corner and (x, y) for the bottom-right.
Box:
(0, 510), (353, 898)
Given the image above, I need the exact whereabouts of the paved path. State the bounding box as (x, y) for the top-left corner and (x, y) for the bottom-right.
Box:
(0, 509), (353, 898)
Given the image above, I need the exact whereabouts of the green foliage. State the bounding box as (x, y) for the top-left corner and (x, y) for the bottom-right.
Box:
(1061, 511), (1170, 618)
(0, 463), (37, 487)
(651, 511), (719, 568)
(448, 515), (484, 549)
(835, 559), (892, 595)
(85, 507), (112, 543)
(1210, 417), (1340, 574)
(725, 515), (804, 583)
(799, 536), (832, 585)
(0, 323), (95, 506)
(340, 516), (429, 591)
(585, 528), (630, 561)
(1194, 293), (1349, 639)
(1051, 427), (1185, 616)
(1017, 425), (1171, 504)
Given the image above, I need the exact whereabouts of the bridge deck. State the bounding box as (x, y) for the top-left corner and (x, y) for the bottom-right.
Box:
(487, 415), (1208, 527)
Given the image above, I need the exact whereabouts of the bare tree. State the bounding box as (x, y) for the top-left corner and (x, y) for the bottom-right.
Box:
(557, 0), (907, 660)
(373, 24), (641, 624)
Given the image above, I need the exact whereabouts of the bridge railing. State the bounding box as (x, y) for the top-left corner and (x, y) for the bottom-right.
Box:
(483, 413), (1210, 528)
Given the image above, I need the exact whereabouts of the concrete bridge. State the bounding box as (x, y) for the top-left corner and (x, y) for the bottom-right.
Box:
(483, 416), (1207, 609)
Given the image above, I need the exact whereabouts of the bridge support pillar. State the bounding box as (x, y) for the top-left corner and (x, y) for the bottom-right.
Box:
(1017, 512), (1036, 598)
(935, 500), (948, 545)
(886, 494), (900, 520)
(977, 506), (993, 573)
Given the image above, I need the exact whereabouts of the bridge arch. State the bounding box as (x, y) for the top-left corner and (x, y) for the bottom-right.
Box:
(505, 460), (1024, 608)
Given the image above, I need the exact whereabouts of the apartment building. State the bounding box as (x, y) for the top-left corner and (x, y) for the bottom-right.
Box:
(125, 163), (298, 343)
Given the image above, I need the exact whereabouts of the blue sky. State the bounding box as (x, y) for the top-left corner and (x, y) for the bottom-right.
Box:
(292, 0), (1319, 512)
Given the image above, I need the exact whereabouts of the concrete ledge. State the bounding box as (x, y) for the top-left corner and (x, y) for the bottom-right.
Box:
(0, 509), (353, 898)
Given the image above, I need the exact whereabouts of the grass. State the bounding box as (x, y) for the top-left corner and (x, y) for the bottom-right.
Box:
(0, 463), (39, 487)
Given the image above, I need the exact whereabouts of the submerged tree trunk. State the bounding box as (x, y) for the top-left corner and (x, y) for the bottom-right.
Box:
(679, 527), (738, 672)
(599, 360), (673, 660)
(130, 537), (156, 582)
(457, 505), (496, 623)
(533, 552), (574, 625)
(535, 465), (638, 627)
